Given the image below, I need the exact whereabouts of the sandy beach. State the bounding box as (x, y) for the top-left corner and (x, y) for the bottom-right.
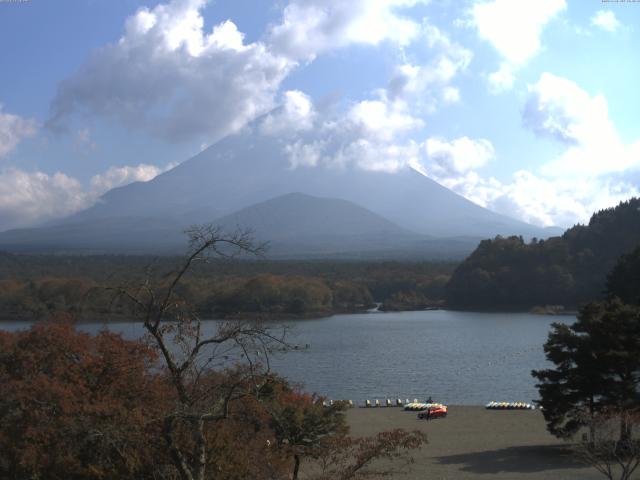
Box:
(345, 406), (606, 479)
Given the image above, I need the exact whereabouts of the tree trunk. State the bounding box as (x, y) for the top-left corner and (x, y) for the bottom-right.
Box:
(163, 416), (195, 480)
(619, 414), (631, 444)
(292, 454), (301, 480)
(589, 396), (595, 442)
(194, 417), (207, 480)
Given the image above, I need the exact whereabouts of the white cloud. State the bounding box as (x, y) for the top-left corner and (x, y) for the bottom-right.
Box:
(469, 0), (566, 91)
(89, 163), (172, 195)
(484, 172), (638, 228)
(49, 0), (294, 143)
(285, 140), (326, 168)
(268, 0), (428, 62)
(523, 73), (639, 177)
(487, 63), (515, 92)
(0, 169), (87, 230)
(0, 163), (173, 231)
(49, 0), (438, 144)
(424, 136), (495, 176)
(523, 73), (612, 146)
(386, 22), (472, 108)
(0, 106), (37, 158)
(416, 74), (640, 227)
(420, 155), (638, 228)
(347, 98), (423, 142)
(591, 10), (620, 32)
(441, 86), (460, 104)
(259, 90), (316, 136)
(280, 80), (427, 172)
(470, 0), (566, 64)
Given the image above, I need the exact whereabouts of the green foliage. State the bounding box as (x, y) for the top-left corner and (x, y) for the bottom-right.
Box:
(447, 198), (640, 310)
(532, 299), (640, 438)
(606, 245), (640, 305)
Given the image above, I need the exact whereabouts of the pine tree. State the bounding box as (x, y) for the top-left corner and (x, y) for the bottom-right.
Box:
(532, 299), (640, 439)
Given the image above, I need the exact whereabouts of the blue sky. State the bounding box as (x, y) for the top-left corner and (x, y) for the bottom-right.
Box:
(0, 0), (639, 230)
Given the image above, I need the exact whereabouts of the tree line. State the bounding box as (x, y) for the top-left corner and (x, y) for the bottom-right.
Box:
(446, 198), (640, 311)
(0, 256), (453, 321)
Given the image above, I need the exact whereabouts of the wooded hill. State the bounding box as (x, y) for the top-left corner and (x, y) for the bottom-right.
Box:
(0, 255), (454, 320)
(445, 198), (640, 310)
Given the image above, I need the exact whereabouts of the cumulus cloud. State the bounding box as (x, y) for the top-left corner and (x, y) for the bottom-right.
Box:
(49, 0), (439, 144)
(523, 73), (612, 146)
(272, 85), (424, 173)
(487, 172), (637, 228)
(524, 73), (639, 177)
(418, 74), (640, 227)
(268, 0), (428, 62)
(0, 106), (38, 158)
(425, 136), (495, 177)
(420, 136), (502, 212)
(420, 153), (638, 228)
(0, 169), (87, 230)
(591, 10), (620, 32)
(49, 0), (294, 143)
(259, 90), (316, 136)
(386, 22), (472, 109)
(0, 163), (172, 231)
(89, 163), (172, 195)
(469, 0), (566, 91)
(487, 63), (516, 92)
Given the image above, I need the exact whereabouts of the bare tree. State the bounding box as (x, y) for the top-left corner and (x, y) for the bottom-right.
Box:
(574, 409), (640, 480)
(110, 225), (286, 480)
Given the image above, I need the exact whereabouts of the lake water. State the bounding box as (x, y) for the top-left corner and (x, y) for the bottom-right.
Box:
(1, 310), (574, 406)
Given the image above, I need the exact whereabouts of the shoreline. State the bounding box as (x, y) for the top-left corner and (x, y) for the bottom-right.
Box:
(0, 306), (579, 324)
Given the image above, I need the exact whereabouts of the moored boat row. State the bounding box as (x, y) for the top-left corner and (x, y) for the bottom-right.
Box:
(404, 402), (446, 411)
(485, 401), (535, 410)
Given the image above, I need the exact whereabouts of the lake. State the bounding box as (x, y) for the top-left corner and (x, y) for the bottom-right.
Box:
(1, 310), (574, 406)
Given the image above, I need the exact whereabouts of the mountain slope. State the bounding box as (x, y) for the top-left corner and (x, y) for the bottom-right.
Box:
(66, 131), (559, 239)
(216, 192), (413, 240)
(0, 192), (485, 259)
(0, 130), (563, 256)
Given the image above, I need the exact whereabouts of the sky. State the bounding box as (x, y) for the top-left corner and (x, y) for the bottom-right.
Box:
(1, 0), (639, 230)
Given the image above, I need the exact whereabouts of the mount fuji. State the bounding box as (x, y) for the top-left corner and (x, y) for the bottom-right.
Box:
(0, 131), (562, 258)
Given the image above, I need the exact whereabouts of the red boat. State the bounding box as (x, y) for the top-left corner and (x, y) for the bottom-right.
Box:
(417, 405), (447, 420)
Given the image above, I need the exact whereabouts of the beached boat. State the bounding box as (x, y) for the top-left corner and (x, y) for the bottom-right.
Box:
(485, 401), (534, 410)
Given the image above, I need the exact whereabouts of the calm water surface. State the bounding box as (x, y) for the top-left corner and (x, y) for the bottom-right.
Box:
(2, 310), (573, 405)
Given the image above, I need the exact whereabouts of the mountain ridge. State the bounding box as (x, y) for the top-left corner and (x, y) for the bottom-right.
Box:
(0, 130), (564, 257)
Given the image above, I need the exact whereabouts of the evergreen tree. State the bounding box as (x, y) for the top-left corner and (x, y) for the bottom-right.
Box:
(606, 245), (640, 305)
(532, 299), (640, 439)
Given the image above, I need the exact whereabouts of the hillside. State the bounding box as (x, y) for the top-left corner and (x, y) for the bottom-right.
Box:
(0, 192), (482, 259)
(71, 132), (559, 239)
(0, 130), (561, 257)
(445, 198), (640, 310)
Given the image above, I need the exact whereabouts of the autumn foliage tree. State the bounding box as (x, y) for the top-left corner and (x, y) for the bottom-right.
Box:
(0, 318), (172, 479)
(0, 226), (428, 480)
(265, 383), (348, 479)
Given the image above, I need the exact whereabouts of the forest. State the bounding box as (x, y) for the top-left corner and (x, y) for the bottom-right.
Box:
(446, 198), (640, 311)
(0, 254), (454, 321)
(1, 197), (639, 321)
